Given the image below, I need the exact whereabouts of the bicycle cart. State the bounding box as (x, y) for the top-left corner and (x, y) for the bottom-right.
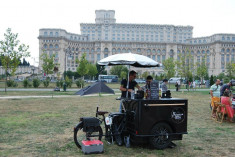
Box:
(73, 52), (187, 152)
(74, 97), (188, 150)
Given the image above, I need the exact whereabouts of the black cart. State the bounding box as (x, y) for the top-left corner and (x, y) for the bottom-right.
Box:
(123, 98), (188, 149)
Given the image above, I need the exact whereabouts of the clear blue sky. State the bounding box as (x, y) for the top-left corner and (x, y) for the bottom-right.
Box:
(0, 0), (235, 66)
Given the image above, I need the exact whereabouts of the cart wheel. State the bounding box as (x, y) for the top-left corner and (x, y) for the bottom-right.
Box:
(149, 123), (173, 149)
(74, 121), (103, 149)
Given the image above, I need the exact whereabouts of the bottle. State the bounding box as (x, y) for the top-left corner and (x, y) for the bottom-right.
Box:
(159, 88), (162, 98)
(145, 88), (148, 99)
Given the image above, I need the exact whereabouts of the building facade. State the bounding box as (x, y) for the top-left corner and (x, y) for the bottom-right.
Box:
(38, 10), (235, 77)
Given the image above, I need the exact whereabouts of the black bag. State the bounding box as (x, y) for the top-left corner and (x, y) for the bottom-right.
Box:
(81, 117), (100, 132)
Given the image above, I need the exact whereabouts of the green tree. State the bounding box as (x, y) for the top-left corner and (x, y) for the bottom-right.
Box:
(226, 62), (235, 79)
(142, 71), (149, 79)
(196, 56), (208, 83)
(95, 63), (107, 79)
(120, 71), (127, 79)
(40, 53), (57, 78)
(77, 53), (88, 79)
(162, 58), (175, 79)
(175, 49), (194, 90)
(0, 28), (30, 92)
(110, 65), (128, 78)
(87, 63), (98, 79)
(210, 75), (214, 86)
(217, 72), (225, 81)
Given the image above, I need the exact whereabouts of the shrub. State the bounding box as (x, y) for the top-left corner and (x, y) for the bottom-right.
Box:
(23, 79), (30, 88)
(56, 81), (60, 87)
(33, 78), (41, 88)
(75, 79), (85, 88)
(65, 76), (72, 88)
(6, 80), (18, 87)
(59, 80), (64, 88)
(43, 79), (50, 88)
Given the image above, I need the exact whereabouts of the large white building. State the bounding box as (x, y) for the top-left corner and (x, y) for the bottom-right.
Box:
(38, 10), (235, 77)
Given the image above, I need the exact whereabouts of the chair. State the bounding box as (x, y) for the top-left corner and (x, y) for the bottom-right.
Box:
(214, 102), (227, 123)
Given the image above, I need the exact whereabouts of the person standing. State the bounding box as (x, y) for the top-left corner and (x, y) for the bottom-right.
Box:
(210, 79), (221, 117)
(161, 79), (168, 96)
(176, 79), (181, 91)
(119, 70), (141, 112)
(175, 82), (179, 92)
(220, 81), (232, 97)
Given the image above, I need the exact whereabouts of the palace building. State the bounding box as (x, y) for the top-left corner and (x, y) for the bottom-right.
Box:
(38, 10), (235, 77)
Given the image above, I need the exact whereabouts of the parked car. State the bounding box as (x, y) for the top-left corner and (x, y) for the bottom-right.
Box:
(168, 78), (181, 84)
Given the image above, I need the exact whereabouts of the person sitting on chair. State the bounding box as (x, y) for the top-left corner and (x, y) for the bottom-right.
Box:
(119, 70), (141, 112)
(221, 90), (234, 122)
(210, 79), (221, 118)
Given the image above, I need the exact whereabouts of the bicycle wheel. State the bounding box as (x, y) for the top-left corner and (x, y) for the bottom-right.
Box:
(113, 123), (123, 146)
(149, 123), (173, 149)
(74, 121), (103, 149)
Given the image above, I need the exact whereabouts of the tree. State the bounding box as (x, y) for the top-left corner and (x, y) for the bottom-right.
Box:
(217, 72), (225, 81)
(40, 53), (56, 77)
(175, 49), (194, 90)
(226, 62), (235, 79)
(162, 58), (175, 79)
(0, 28), (30, 92)
(120, 71), (127, 79)
(196, 56), (208, 83)
(95, 62), (107, 79)
(77, 53), (88, 79)
(210, 75), (214, 86)
(110, 65), (128, 78)
(87, 63), (98, 79)
(142, 71), (149, 79)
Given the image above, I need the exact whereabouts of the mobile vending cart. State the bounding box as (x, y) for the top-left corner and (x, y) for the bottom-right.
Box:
(122, 98), (188, 149)
(73, 53), (188, 152)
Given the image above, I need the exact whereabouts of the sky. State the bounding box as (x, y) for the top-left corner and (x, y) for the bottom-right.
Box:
(0, 0), (235, 66)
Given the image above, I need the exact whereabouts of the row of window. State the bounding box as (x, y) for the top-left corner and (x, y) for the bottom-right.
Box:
(43, 44), (59, 49)
(221, 48), (235, 53)
(82, 25), (191, 33)
(222, 36), (235, 41)
(44, 31), (59, 37)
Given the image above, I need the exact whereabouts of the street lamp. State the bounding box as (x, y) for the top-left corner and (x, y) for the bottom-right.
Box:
(31, 66), (35, 78)
(64, 48), (72, 80)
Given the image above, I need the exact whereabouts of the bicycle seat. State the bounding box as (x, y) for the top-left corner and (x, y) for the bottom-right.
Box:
(96, 111), (109, 116)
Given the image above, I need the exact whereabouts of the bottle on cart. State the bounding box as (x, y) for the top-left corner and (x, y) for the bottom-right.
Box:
(159, 88), (162, 98)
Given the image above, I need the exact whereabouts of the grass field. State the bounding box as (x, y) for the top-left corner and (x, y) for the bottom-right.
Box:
(0, 91), (235, 157)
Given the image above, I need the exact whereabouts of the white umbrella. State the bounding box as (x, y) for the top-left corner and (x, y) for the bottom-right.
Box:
(98, 52), (161, 67)
(98, 52), (161, 98)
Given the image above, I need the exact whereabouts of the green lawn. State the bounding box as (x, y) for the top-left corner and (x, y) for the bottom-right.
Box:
(0, 91), (234, 157)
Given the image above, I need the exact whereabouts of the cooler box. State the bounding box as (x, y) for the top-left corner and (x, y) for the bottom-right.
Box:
(81, 140), (103, 154)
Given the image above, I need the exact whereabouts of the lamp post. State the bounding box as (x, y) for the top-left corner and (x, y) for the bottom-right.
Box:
(31, 66), (35, 79)
(64, 48), (72, 80)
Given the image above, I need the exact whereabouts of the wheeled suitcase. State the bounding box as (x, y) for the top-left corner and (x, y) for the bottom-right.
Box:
(81, 140), (104, 154)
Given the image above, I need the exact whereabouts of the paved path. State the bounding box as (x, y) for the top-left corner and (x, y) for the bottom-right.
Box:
(0, 93), (118, 99)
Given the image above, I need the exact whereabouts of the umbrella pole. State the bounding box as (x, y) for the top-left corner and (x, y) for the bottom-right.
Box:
(126, 65), (130, 98)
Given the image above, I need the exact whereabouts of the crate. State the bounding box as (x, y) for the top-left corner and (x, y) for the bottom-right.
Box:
(81, 140), (103, 154)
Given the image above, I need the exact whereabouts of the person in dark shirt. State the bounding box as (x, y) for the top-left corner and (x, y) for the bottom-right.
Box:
(119, 70), (141, 112)
(220, 81), (232, 97)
